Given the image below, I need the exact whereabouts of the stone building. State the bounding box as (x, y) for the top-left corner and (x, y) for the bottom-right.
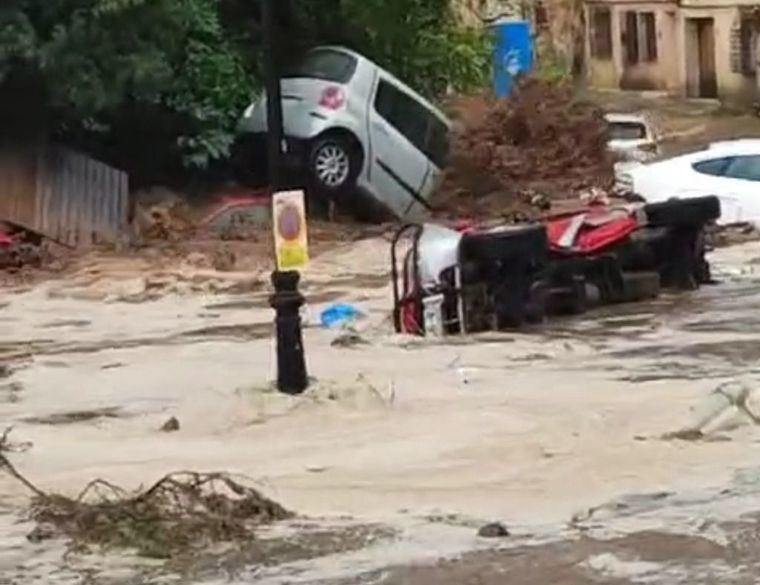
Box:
(585, 0), (760, 103)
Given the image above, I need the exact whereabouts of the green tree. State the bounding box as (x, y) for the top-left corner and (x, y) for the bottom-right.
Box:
(0, 0), (253, 177)
(239, 0), (491, 97)
(0, 0), (491, 180)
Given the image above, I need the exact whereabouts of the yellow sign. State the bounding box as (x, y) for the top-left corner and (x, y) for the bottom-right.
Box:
(273, 190), (309, 271)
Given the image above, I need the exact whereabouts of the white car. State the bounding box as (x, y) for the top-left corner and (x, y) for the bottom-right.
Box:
(617, 139), (760, 224)
(238, 46), (451, 220)
(605, 112), (660, 163)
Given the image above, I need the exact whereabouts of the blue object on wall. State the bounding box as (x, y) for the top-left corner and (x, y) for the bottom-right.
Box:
(492, 20), (534, 98)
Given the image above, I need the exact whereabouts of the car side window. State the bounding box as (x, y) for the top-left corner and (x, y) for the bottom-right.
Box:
(723, 155), (760, 181)
(425, 117), (449, 169)
(374, 80), (428, 152)
(375, 79), (449, 167)
(693, 157), (731, 177)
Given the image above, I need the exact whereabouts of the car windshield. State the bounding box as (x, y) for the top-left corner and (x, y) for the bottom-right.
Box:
(608, 121), (647, 140)
(283, 49), (358, 84)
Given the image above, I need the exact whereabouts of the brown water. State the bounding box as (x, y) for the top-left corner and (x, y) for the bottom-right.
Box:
(3, 239), (760, 584)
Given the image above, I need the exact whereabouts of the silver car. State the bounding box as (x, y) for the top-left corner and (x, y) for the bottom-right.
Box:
(605, 112), (660, 163)
(238, 46), (451, 220)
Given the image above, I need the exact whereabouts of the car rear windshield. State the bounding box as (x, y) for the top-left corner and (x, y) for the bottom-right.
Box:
(608, 121), (647, 140)
(283, 50), (358, 84)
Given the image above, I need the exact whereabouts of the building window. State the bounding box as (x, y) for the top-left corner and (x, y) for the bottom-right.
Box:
(730, 17), (755, 76)
(624, 11), (639, 64)
(740, 18), (755, 75)
(641, 13), (658, 61)
(623, 11), (658, 65)
(590, 7), (612, 59)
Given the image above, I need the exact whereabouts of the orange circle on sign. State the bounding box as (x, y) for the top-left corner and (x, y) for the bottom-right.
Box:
(278, 204), (301, 241)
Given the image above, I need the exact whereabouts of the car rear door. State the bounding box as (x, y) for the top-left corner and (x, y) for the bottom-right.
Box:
(416, 114), (450, 216)
(368, 77), (432, 218)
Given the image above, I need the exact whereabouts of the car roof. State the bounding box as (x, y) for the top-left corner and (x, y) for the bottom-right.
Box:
(605, 112), (649, 124)
(707, 138), (760, 153)
(643, 139), (760, 169)
(308, 45), (451, 127)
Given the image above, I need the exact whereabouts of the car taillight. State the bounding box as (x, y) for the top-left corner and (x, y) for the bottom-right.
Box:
(319, 86), (346, 110)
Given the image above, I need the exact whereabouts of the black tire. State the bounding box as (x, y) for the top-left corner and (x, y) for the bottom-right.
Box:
(546, 276), (587, 315)
(460, 224), (549, 264)
(620, 271), (661, 302)
(308, 135), (360, 198)
(644, 196), (720, 227)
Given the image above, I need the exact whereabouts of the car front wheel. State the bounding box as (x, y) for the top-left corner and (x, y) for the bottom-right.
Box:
(308, 137), (358, 194)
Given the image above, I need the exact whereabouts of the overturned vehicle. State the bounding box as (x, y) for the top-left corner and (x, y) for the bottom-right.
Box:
(391, 196), (720, 336)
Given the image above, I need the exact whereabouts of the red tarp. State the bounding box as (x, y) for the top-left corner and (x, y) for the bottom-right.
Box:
(546, 210), (639, 255)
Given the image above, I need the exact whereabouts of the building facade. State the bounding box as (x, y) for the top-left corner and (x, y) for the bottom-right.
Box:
(585, 0), (760, 103)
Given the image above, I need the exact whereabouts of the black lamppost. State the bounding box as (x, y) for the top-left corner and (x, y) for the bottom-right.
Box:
(262, 0), (308, 395)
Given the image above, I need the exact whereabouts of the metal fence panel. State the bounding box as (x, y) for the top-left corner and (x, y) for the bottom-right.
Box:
(0, 145), (129, 246)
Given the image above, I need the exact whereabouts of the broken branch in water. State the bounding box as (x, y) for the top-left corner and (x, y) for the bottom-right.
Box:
(0, 429), (291, 558)
(0, 428), (45, 497)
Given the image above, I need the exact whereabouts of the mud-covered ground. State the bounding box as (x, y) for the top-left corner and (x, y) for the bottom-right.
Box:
(3, 235), (760, 583)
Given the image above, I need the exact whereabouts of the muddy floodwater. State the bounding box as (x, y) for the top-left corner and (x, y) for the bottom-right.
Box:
(4, 239), (760, 584)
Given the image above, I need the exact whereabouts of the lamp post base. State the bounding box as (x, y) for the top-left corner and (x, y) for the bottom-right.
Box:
(270, 270), (308, 394)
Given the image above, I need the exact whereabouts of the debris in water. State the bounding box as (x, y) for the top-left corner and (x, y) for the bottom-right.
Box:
(100, 362), (125, 370)
(160, 416), (181, 432)
(661, 428), (705, 442)
(0, 381), (23, 404)
(211, 246), (237, 272)
(0, 430), (291, 559)
(331, 329), (369, 349)
(23, 407), (126, 426)
(661, 380), (760, 441)
(477, 522), (510, 538)
(134, 191), (195, 242)
(0, 427), (32, 453)
(437, 78), (614, 219)
(321, 303), (364, 329)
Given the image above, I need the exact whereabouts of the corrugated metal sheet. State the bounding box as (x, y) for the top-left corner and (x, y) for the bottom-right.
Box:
(0, 145), (128, 247)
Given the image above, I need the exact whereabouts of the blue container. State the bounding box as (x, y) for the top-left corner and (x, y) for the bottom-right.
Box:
(320, 303), (363, 329)
(492, 20), (534, 98)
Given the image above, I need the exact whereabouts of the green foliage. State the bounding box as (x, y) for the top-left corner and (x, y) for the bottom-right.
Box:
(1, 0), (253, 173)
(286, 0), (492, 97)
(535, 39), (572, 83)
(1, 0), (491, 178)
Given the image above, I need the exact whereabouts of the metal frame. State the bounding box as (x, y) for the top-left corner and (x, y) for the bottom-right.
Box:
(391, 224), (424, 334)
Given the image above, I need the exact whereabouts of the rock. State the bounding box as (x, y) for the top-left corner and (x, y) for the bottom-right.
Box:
(661, 428), (704, 442)
(212, 247), (237, 272)
(27, 523), (57, 543)
(160, 416), (180, 432)
(183, 252), (213, 270)
(133, 188), (195, 242)
(331, 330), (369, 348)
(477, 522), (510, 538)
